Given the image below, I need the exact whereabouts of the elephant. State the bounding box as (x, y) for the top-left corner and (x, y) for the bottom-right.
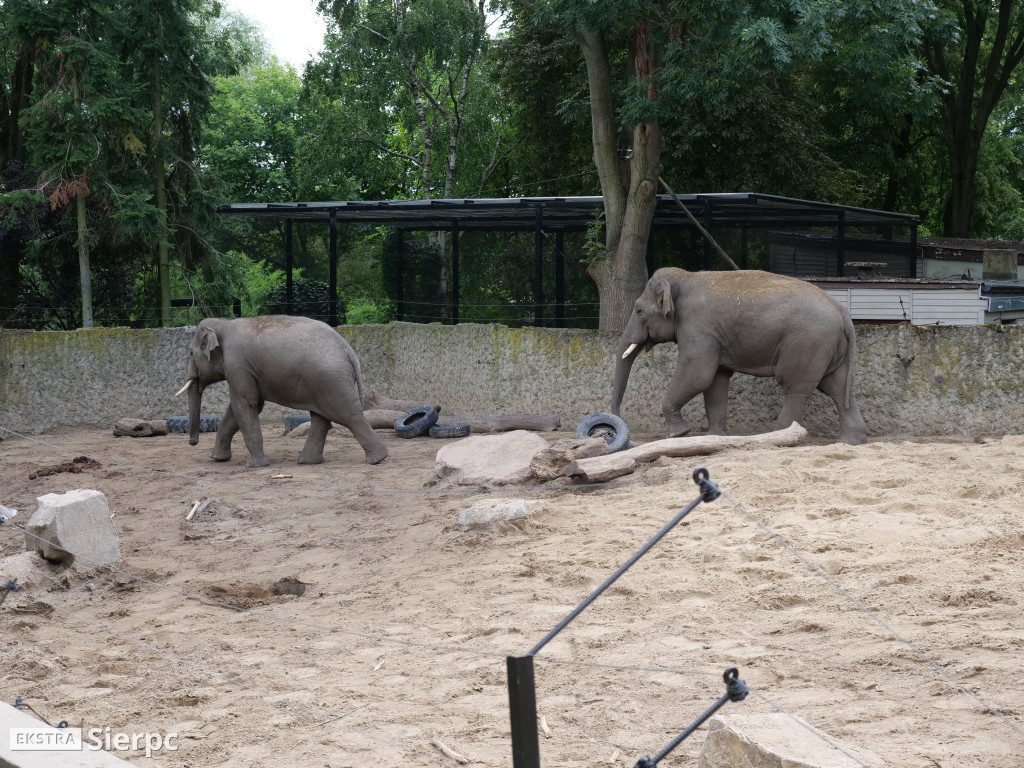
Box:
(175, 315), (388, 467)
(610, 267), (867, 445)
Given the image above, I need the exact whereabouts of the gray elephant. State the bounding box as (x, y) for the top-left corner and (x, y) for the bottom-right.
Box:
(611, 267), (867, 445)
(175, 316), (388, 467)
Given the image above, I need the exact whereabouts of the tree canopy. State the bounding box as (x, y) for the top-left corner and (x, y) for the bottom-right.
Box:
(3, 0), (1024, 330)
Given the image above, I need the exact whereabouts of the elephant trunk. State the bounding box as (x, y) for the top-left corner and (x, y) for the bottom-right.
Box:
(188, 379), (205, 445)
(610, 334), (641, 416)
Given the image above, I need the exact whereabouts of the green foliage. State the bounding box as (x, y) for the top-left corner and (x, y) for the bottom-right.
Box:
(345, 298), (392, 325)
(261, 277), (342, 324)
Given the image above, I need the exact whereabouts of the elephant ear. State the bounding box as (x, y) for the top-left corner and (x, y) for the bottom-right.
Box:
(198, 326), (220, 361)
(656, 278), (674, 318)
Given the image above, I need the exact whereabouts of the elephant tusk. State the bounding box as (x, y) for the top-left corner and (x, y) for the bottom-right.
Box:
(174, 379), (193, 397)
(622, 343), (638, 359)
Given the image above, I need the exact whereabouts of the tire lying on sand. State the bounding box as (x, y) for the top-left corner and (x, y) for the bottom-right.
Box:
(575, 412), (630, 453)
(428, 422), (471, 439)
(165, 415), (219, 433)
(394, 405), (439, 438)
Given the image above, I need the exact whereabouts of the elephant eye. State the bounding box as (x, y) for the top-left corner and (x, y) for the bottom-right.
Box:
(635, 307), (644, 317)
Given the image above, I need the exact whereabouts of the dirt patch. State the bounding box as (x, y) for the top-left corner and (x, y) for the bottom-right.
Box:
(1, 426), (1022, 767)
(27, 455), (102, 480)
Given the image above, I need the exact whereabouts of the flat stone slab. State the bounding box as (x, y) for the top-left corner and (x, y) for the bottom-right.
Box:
(24, 490), (120, 566)
(530, 437), (608, 480)
(457, 499), (541, 530)
(698, 713), (883, 768)
(435, 430), (549, 485)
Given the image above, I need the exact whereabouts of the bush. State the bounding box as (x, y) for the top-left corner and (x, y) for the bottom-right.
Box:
(259, 278), (344, 324)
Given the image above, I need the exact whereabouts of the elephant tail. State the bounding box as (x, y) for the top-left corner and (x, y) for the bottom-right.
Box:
(843, 312), (856, 410)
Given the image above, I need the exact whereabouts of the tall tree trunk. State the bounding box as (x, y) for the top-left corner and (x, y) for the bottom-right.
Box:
(153, 60), (171, 326)
(578, 26), (661, 330)
(76, 185), (93, 328)
(923, 2), (1024, 237)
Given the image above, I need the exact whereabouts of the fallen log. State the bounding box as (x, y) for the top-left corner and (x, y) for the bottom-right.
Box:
(362, 409), (560, 433)
(564, 422), (809, 482)
(113, 418), (170, 437)
(362, 391), (441, 413)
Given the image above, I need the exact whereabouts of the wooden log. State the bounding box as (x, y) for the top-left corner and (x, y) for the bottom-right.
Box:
(565, 422), (809, 482)
(362, 391), (441, 413)
(362, 409), (560, 433)
(113, 418), (170, 437)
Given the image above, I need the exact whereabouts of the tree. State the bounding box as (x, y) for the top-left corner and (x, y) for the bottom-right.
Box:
(520, 0), (937, 329)
(922, 0), (1024, 236)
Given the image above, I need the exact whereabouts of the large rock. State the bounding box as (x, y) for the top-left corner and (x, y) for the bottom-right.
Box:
(698, 713), (882, 768)
(24, 489), (120, 566)
(435, 430), (549, 485)
(529, 437), (608, 480)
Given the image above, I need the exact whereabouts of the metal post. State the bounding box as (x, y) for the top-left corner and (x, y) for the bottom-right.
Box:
(555, 231), (565, 328)
(329, 210), (339, 326)
(396, 228), (405, 322)
(534, 205), (544, 327)
(285, 219), (293, 315)
(507, 655), (541, 768)
(702, 201), (713, 270)
(451, 221), (460, 325)
(741, 226), (748, 270)
(837, 211), (846, 278)
(910, 221), (918, 279)
(645, 229), (655, 277)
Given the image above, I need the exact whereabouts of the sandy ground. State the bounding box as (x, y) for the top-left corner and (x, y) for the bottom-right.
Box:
(0, 423), (1022, 768)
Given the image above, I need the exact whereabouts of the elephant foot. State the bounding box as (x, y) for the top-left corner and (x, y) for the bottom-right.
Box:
(840, 431), (867, 446)
(665, 417), (692, 439)
(245, 455), (271, 468)
(297, 452), (324, 465)
(365, 446), (388, 465)
(209, 450), (231, 462)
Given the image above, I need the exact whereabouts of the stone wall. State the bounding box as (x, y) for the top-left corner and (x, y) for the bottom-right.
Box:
(2, 322), (1022, 438)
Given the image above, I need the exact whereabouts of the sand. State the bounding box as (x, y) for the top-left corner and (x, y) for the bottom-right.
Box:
(0, 424), (1022, 767)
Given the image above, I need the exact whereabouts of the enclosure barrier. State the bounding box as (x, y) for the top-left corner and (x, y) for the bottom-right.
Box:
(506, 467), (748, 768)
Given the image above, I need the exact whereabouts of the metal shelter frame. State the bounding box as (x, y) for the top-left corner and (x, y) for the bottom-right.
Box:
(218, 193), (918, 327)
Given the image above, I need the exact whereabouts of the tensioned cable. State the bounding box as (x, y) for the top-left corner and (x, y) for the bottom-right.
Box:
(8, 585), (461, 768)
(0, 426), (665, 497)
(721, 491), (1024, 742)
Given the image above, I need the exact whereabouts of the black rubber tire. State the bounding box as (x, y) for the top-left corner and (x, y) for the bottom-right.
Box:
(575, 412), (630, 453)
(394, 405), (439, 438)
(165, 415), (219, 433)
(284, 413), (311, 431)
(428, 422), (471, 439)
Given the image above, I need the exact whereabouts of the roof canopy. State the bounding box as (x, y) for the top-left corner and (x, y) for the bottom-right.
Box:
(218, 192), (917, 232)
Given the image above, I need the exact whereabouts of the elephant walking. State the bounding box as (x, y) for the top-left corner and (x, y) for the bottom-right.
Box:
(610, 268), (867, 445)
(176, 315), (388, 467)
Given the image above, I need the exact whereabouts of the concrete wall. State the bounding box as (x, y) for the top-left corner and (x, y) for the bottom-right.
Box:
(2, 321), (1023, 438)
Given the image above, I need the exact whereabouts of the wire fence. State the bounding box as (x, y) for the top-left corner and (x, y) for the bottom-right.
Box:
(1, 428), (1022, 766)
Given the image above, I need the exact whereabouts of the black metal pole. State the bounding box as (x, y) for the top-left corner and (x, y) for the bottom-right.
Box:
(507, 655), (541, 768)
(329, 209), (339, 326)
(451, 221), (460, 325)
(396, 228), (405, 321)
(285, 219), (293, 315)
(555, 231), (565, 328)
(910, 221), (918, 279)
(645, 228), (655, 277)
(534, 204), (544, 327)
(837, 210), (846, 278)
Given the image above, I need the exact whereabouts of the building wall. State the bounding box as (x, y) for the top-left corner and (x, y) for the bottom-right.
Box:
(2, 322), (1023, 439)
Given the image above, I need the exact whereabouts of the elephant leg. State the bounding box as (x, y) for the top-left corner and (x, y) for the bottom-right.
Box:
(211, 404), (239, 462)
(818, 368), (867, 445)
(342, 412), (388, 465)
(662, 356), (717, 438)
(774, 388), (813, 432)
(228, 385), (269, 468)
(703, 369), (732, 435)
(298, 413), (331, 465)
